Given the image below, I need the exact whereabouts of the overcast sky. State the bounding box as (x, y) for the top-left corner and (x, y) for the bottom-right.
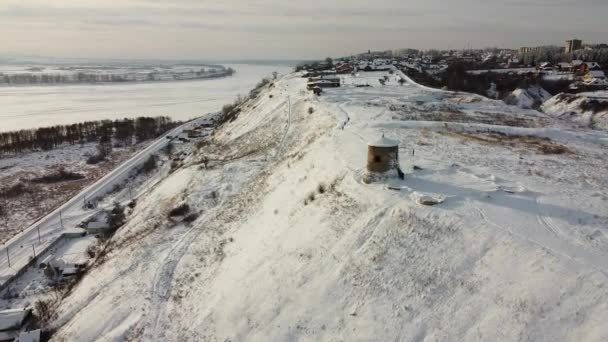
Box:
(1, 0), (607, 60)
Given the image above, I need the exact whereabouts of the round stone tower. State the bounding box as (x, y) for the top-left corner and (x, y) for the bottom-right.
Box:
(367, 135), (402, 179)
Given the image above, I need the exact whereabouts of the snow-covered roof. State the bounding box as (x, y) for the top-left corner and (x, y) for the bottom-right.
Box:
(0, 308), (31, 331)
(19, 329), (41, 342)
(368, 136), (399, 148)
(587, 70), (606, 79)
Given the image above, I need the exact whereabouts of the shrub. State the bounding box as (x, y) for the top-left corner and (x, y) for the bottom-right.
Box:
(318, 184), (326, 194)
(31, 168), (85, 184)
(0, 182), (30, 199)
(168, 203), (190, 217)
(580, 99), (608, 114)
(183, 212), (199, 223)
(170, 160), (181, 172)
(140, 155), (158, 174)
(249, 78), (271, 99)
(86, 153), (105, 165)
(34, 299), (57, 327)
(308, 107), (314, 114)
(86, 244), (97, 258)
(127, 200), (137, 209)
(539, 145), (568, 154)
(308, 193), (316, 202)
(107, 202), (126, 230)
(164, 142), (174, 156)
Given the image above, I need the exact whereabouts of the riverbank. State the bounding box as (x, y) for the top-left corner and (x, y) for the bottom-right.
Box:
(0, 64), (293, 132)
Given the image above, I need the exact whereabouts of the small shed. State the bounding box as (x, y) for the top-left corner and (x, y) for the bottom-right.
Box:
(367, 135), (403, 178)
(0, 308), (32, 338)
(85, 221), (111, 235)
(18, 329), (41, 342)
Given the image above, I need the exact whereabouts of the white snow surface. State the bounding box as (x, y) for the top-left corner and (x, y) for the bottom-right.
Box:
(542, 91), (608, 130)
(505, 87), (552, 109)
(51, 72), (608, 341)
(369, 136), (399, 147)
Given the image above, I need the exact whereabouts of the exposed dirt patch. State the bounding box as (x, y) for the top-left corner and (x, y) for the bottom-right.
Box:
(389, 106), (544, 128)
(442, 130), (573, 155)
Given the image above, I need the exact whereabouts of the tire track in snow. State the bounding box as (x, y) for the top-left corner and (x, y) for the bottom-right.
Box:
(274, 95), (292, 160)
(535, 196), (561, 238)
(471, 201), (608, 277)
(145, 94), (294, 340)
(143, 223), (209, 341)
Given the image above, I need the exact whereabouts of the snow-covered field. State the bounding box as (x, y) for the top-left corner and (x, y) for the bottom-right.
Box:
(0, 143), (143, 244)
(45, 71), (608, 341)
(0, 64), (291, 132)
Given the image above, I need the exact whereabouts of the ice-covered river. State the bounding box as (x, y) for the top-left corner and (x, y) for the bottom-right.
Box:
(0, 64), (292, 132)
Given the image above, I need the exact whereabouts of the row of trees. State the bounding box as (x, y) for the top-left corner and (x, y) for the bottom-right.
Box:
(0, 116), (178, 157)
(1, 73), (131, 85)
(1, 67), (236, 85)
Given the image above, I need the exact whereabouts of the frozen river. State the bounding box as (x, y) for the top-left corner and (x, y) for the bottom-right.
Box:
(0, 64), (292, 132)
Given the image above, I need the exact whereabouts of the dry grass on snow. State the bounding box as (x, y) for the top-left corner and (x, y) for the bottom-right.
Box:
(442, 130), (573, 155)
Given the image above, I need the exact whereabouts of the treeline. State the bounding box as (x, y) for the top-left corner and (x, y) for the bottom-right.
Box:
(217, 75), (275, 126)
(0, 117), (178, 157)
(0, 73), (131, 85)
(0, 67), (235, 85)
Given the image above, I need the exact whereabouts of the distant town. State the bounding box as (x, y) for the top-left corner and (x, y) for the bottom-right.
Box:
(297, 38), (608, 105)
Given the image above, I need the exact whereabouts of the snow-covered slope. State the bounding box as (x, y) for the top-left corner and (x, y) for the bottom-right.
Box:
(51, 73), (608, 341)
(505, 86), (552, 109)
(542, 91), (608, 130)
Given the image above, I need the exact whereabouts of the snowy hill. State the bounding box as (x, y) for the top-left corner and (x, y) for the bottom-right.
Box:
(542, 91), (608, 130)
(504, 86), (552, 109)
(51, 72), (608, 341)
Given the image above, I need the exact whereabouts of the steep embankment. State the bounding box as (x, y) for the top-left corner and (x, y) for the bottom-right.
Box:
(504, 86), (552, 109)
(52, 72), (608, 341)
(542, 91), (608, 130)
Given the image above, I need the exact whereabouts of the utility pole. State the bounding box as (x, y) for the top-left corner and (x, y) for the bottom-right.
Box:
(32, 244), (36, 258)
(37, 226), (41, 244)
(6, 248), (10, 268)
(59, 211), (64, 229)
